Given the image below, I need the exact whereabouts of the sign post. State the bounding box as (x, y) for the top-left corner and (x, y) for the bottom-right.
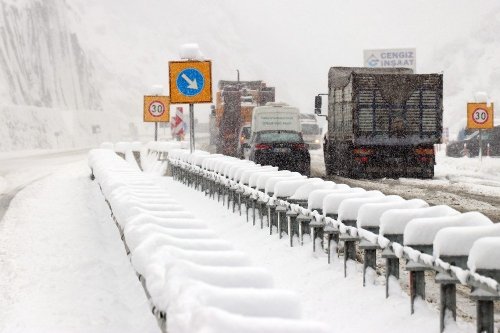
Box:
(169, 60), (212, 152)
(144, 95), (170, 141)
(466, 102), (494, 161)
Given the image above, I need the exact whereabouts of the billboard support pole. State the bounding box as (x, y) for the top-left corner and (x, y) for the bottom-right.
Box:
(155, 122), (158, 142)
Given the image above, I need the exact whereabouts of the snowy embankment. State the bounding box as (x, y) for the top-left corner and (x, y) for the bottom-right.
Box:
(0, 159), (158, 332)
(89, 148), (330, 333)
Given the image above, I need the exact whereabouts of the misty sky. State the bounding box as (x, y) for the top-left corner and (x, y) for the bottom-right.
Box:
(72, 0), (499, 130)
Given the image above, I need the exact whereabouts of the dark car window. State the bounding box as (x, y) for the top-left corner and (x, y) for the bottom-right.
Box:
(257, 132), (302, 143)
(240, 126), (251, 139)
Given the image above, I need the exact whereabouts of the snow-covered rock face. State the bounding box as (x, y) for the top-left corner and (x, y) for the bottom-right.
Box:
(0, 1), (100, 109)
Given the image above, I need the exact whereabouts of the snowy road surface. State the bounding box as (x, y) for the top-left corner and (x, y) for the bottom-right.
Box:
(0, 149), (91, 221)
(310, 149), (500, 221)
(0, 160), (159, 332)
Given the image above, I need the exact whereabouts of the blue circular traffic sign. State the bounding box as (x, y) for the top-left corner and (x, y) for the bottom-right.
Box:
(176, 68), (205, 97)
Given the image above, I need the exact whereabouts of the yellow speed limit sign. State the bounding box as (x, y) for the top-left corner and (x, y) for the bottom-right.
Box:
(467, 103), (494, 129)
(144, 96), (170, 122)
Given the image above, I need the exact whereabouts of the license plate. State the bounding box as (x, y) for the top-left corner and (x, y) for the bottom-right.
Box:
(274, 148), (290, 153)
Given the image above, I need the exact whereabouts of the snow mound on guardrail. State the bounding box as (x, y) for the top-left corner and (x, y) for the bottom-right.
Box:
(88, 148), (329, 333)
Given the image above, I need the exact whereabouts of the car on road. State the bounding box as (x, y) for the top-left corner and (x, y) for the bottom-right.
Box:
(446, 125), (500, 157)
(246, 130), (311, 176)
(300, 114), (322, 150)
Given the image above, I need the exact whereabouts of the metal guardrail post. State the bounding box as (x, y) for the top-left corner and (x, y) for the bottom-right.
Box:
(436, 272), (458, 333)
(286, 210), (298, 247)
(297, 214), (312, 246)
(340, 233), (358, 278)
(268, 203), (276, 234)
(276, 205), (287, 239)
(382, 248), (400, 298)
(407, 261), (427, 314)
(324, 225), (339, 264)
(309, 217), (324, 253)
(359, 226), (380, 287)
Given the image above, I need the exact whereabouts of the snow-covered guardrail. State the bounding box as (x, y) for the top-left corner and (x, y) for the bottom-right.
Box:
(168, 149), (500, 333)
(88, 149), (330, 333)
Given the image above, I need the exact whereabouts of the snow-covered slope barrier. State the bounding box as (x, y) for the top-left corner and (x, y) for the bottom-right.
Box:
(88, 149), (329, 333)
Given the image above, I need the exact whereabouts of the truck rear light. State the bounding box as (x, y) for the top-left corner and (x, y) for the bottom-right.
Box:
(418, 156), (432, 163)
(255, 143), (271, 150)
(353, 148), (374, 155)
(354, 156), (369, 163)
(415, 148), (434, 155)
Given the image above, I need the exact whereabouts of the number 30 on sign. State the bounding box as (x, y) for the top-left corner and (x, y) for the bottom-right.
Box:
(467, 102), (494, 129)
(144, 96), (170, 122)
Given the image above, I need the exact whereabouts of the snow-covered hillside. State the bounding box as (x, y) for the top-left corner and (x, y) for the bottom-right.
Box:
(0, 0), (499, 150)
(0, 1), (100, 109)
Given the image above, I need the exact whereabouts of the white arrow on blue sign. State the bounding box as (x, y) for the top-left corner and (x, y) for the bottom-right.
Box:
(176, 68), (205, 97)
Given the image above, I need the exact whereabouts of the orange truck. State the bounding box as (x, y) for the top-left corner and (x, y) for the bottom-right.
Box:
(209, 80), (275, 156)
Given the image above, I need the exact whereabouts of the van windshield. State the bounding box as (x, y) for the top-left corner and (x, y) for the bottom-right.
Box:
(240, 126), (251, 139)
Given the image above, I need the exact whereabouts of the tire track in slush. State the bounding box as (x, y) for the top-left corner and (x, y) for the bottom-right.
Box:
(0, 176), (48, 223)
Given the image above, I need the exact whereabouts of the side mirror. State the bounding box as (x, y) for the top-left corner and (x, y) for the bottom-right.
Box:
(314, 95), (322, 115)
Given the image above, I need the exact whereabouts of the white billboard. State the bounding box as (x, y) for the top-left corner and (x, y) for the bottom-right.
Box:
(363, 48), (416, 72)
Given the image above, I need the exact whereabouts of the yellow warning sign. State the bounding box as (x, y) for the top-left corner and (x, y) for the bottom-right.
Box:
(169, 60), (212, 104)
(144, 96), (170, 122)
(467, 103), (494, 129)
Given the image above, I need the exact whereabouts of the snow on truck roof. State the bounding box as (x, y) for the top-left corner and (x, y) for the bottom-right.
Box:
(328, 66), (413, 89)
